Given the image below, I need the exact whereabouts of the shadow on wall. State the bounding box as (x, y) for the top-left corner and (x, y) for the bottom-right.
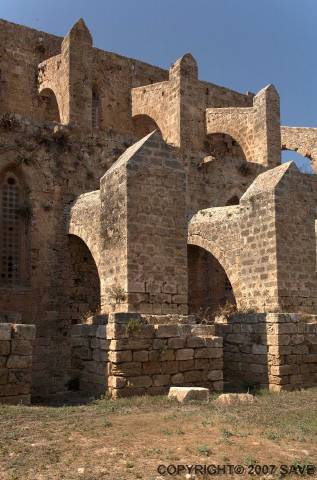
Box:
(38, 88), (60, 123)
(68, 234), (101, 325)
(187, 244), (236, 322)
(132, 115), (161, 140)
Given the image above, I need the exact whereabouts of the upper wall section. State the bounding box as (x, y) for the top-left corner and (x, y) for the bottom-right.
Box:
(0, 18), (168, 129)
(132, 53), (253, 149)
(206, 85), (281, 167)
(281, 126), (317, 173)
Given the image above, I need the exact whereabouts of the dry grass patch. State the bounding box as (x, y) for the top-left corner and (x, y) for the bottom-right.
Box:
(0, 389), (316, 479)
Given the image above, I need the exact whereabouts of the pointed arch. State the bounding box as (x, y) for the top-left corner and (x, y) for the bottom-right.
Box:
(39, 88), (61, 123)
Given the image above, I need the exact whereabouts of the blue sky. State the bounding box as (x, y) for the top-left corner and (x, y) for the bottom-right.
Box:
(1, 0), (316, 171)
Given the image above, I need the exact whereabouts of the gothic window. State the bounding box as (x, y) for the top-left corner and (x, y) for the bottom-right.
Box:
(0, 172), (29, 286)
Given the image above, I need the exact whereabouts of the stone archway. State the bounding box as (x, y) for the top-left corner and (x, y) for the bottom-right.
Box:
(187, 244), (236, 320)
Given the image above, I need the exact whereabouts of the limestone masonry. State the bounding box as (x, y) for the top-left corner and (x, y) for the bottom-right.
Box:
(0, 18), (316, 403)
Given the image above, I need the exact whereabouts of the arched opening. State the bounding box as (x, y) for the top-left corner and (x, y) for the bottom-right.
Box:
(0, 170), (30, 286)
(204, 133), (247, 162)
(39, 88), (60, 123)
(132, 114), (161, 139)
(92, 87), (101, 130)
(226, 195), (239, 206)
(187, 244), (236, 321)
(281, 150), (313, 174)
(68, 235), (101, 324)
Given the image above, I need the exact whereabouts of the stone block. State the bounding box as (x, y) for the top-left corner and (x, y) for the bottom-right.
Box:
(176, 349), (194, 361)
(6, 356), (32, 369)
(171, 373), (184, 384)
(207, 370), (223, 381)
(156, 325), (180, 338)
(109, 350), (132, 363)
(142, 361), (162, 375)
(168, 386), (209, 403)
(168, 337), (185, 349)
(133, 350), (149, 362)
(184, 370), (204, 382)
(108, 313), (142, 324)
(161, 361), (179, 374)
(108, 376), (127, 388)
(96, 325), (107, 339)
(110, 339), (152, 350)
(0, 342), (10, 356)
(251, 344), (267, 355)
(195, 348), (222, 359)
(153, 374), (171, 386)
(178, 360), (195, 371)
(127, 376), (152, 388)
(11, 340), (33, 356)
(12, 325), (36, 340)
(111, 362), (141, 377)
(160, 349), (175, 361)
(0, 324), (11, 341)
(0, 369), (8, 384)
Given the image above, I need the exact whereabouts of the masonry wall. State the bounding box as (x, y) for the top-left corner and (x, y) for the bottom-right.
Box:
(215, 313), (317, 392)
(0, 323), (36, 404)
(71, 313), (223, 398)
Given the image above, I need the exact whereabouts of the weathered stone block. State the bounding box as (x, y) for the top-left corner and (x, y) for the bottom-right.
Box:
(168, 386), (209, 403)
(109, 350), (132, 363)
(195, 348), (222, 359)
(12, 325), (36, 340)
(176, 349), (194, 361)
(0, 324), (11, 341)
(0, 342), (10, 356)
(153, 374), (170, 386)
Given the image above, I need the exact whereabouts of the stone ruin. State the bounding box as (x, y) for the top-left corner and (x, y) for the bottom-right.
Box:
(0, 18), (316, 404)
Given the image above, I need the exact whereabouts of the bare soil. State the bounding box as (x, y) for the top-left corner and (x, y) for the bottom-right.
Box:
(0, 389), (316, 479)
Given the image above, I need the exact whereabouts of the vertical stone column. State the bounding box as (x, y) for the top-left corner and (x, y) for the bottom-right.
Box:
(253, 84), (281, 167)
(61, 19), (93, 129)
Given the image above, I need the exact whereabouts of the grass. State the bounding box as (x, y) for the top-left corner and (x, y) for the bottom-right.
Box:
(0, 389), (316, 479)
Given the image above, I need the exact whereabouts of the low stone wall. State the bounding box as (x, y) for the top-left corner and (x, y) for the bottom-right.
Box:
(70, 322), (109, 396)
(71, 313), (223, 398)
(0, 323), (36, 404)
(215, 313), (317, 392)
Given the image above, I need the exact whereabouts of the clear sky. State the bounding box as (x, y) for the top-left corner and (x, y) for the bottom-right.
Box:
(1, 0), (316, 171)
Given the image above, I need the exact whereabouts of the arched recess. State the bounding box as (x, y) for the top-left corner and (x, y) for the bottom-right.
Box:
(92, 86), (102, 130)
(188, 234), (240, 319)
(68, 234), (101, 324)
(38, 88), (61, 123)
(281, 150), (314, 174)
(132, 114), (162, 140)
(204, 133), (247, 162)
(0, 167), (31, 286)
(188, 244), (236, 319)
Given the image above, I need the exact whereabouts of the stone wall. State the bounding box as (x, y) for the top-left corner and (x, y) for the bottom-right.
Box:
(70, 316), (109, 396)
(71, 313), (223, 398)
(0, 323), (36, 404)
(215, 313), (317, 392)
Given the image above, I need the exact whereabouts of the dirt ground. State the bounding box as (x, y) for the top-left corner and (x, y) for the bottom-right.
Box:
(0, 389), (316, 480)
